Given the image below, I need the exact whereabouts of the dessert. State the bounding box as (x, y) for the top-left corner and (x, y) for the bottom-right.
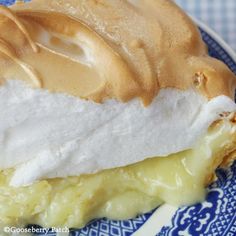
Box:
(0, 0), (235, 230)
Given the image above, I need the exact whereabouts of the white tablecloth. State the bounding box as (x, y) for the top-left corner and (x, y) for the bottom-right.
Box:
(175, 0), (236, 51)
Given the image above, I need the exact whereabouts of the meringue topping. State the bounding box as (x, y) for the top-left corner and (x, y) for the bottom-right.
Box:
(0, 0), (234, 105)
(1, 79), (235, 187)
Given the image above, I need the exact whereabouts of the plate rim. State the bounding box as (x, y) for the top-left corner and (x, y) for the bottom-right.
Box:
(193, 17), (236, 62)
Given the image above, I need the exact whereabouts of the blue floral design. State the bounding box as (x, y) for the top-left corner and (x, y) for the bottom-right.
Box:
(159, 162), (236, 236)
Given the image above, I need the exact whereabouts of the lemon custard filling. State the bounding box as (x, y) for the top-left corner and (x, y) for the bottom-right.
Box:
(0, 116), (235, 228)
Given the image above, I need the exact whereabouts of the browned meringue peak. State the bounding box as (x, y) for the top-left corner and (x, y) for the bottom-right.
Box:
(0, 0), (234, 105)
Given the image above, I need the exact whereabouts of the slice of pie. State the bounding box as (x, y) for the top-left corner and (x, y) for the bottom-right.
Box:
(0, 0), (235, 229)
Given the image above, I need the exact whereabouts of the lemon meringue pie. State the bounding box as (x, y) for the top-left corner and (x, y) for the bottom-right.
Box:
(0, 0), (235, 229)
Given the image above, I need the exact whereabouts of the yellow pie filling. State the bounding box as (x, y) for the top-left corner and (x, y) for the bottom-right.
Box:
(0, 118), (235, 229)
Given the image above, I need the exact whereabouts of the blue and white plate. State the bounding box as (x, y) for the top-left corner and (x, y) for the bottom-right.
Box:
(0, 1), (236, 235)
